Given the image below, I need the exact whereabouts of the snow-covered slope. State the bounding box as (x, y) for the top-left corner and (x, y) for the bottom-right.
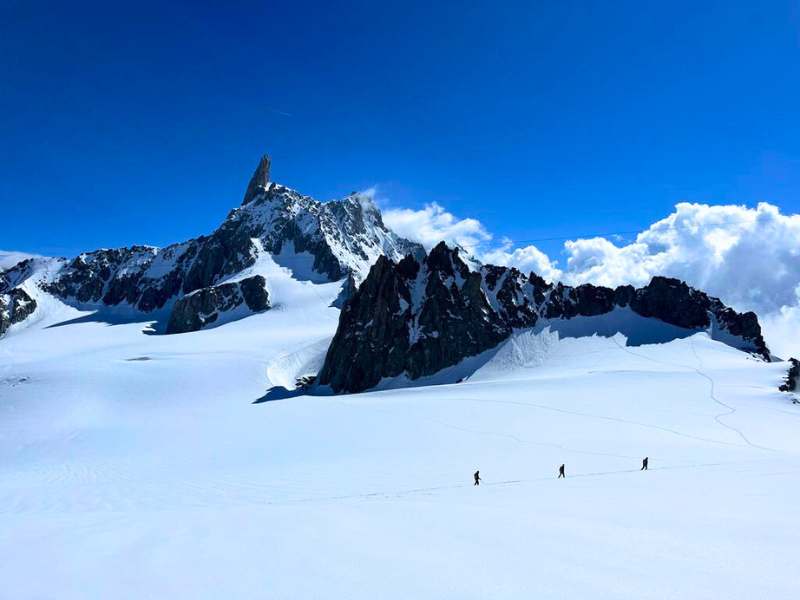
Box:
(1, 291), (798, 599)
(2, 161), (798, 599)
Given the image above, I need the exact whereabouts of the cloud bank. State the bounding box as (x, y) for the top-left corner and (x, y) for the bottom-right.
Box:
(382, 202), (492, 252)
(382, 200), (800, 358)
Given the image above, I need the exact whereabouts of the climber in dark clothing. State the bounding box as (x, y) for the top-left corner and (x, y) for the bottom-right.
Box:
(558, 464), (565, 478)
(641, 457), (649, 471)
(474, 470), (481, 486)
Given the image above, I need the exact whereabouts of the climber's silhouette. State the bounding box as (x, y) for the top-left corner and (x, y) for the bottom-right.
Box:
(474, 470), (481, 486)
(558, 464), (565, 478)
(641, 457), (649, 471)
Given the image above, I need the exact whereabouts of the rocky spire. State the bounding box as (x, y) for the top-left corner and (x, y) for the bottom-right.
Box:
(242, 154), (271, 205)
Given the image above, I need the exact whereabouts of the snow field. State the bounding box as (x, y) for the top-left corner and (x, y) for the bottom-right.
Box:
(1, 277), (798, 599)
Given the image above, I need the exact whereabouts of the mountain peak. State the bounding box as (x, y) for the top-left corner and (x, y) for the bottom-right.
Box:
(318, 243), (771, 393)
(242, 154), (272, 205)
(8, 153), (424, 336)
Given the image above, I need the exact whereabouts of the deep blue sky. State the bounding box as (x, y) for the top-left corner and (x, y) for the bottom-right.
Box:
(2, 0), (799, 258)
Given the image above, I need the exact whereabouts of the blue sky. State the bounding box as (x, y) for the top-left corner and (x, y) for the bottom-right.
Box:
(2, 0), (800, 259)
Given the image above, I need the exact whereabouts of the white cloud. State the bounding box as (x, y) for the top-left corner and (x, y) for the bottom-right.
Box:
(555, 202), (800, 358)
(562, 202), (800, 310)
(380, 202), (561, 279)
(481, 240), (562, 283)
(379, 196), (800, 358)
(382, 202), (492, 252)
(760, 301), (800, 361)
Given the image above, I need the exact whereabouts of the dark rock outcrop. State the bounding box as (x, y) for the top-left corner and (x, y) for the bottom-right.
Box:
(0, 287), (37, 336)
(318, 242), (771, 393)
(779, 358), (799, 393)
(239, 275), (270, 312)
(166, 275), (269, 334)
(0, 258), (40, 293)
(331, 273), (357, 309)
(166, 285), (238, 334)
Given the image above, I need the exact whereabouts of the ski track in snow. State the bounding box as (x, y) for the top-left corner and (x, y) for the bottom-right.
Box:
(687, 338), (775, 452)
(260, 457), (780, 507)
(441, 392), (749, 449)
(609, 335), (775, 452)
(426, 416), (644, 460)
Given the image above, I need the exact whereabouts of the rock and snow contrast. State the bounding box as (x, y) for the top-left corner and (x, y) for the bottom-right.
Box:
(0, 287), (36, 336)
(1, 157), (799, 600)
(0, 155), (422, 336)
(319, 242), (770, 393)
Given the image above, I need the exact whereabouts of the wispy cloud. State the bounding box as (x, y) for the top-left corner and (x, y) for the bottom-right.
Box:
(266, 106), (293, 117)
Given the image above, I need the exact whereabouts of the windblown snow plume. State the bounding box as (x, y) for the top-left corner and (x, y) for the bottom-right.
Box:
(0, 250), (41, 270)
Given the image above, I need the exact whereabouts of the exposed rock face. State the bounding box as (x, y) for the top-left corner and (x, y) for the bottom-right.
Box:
(319, 242), (771, 393)
(166, 275), (269, 334)
(779, 358), (799, 393)
(330, 273), (357, 308)
(11, 155), (422, 334)
(0, 287), (36, 336)
(242, 155), (271, 205)
(0, 259), (41, 335)
(0, 258), (48, 294)
(239, 275), (270, 312)
(44, 246), (162, 306)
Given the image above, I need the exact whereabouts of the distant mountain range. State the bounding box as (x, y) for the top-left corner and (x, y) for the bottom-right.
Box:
(1, 155), (773, 394)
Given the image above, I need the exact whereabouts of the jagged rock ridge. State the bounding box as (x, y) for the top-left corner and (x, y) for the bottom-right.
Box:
(318, 242), (770, 393)
(0, 287), (36, 336)
(779, 358), (799, 393)
(0, 156), (423, 335)
(0, 258), (47, 336)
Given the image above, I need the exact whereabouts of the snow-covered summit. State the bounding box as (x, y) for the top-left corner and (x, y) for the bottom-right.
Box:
(226, 173), (422, 283)
(0, 155), (423, 335)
